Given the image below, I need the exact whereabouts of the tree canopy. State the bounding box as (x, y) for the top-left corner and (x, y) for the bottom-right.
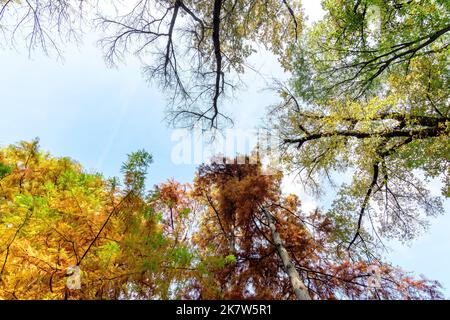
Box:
(269, 0), (449, 250)
(0, 140), (206, 299)
(1, 0), (302, 128)
(0, 142), (443, 299)
(0, 0), (449, 300)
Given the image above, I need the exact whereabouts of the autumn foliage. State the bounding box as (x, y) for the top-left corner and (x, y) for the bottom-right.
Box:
(0, 141), (442, 299)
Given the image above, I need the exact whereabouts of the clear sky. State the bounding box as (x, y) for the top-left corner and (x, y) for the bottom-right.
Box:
(0, 0), (448, 297)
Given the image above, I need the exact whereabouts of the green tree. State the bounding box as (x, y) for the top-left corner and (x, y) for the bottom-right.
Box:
(268, 0), (449, 250)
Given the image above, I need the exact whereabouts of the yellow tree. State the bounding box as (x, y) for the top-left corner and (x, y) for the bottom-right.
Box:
(0, 140), (199, 299)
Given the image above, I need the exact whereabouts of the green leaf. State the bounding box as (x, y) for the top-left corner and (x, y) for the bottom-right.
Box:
(0, 163), (12, 178)
(225, 254), (237, 264)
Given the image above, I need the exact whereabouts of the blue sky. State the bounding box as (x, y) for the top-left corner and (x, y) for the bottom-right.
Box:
(0, 1), (448, 297)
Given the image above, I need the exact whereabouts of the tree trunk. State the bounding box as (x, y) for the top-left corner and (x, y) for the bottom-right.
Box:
(263, 208), (311, 300)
